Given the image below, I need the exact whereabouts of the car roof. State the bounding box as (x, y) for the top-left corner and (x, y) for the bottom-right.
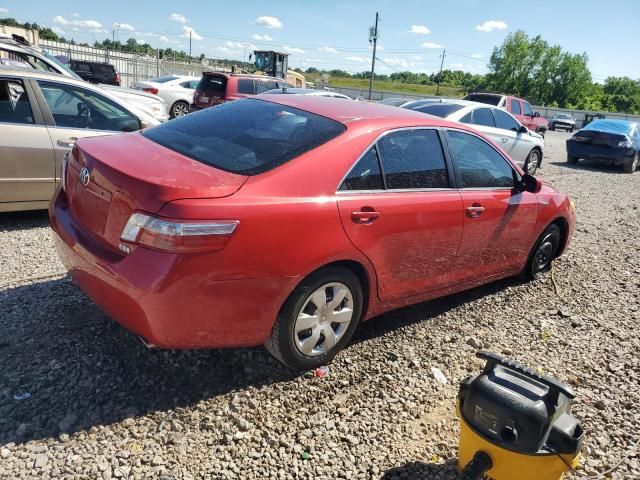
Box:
(0, 65), (104, 87)
(202, 71), (282, 81)
(255, 94), (468, 130)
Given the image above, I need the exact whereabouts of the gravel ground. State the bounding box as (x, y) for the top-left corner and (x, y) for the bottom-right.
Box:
(1, 130), (639, 479)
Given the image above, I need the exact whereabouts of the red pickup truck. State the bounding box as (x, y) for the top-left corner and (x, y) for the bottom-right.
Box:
(463, 93), (549, 136)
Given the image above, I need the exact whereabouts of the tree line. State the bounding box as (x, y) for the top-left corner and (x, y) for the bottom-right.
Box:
(3, 18), (639, 114)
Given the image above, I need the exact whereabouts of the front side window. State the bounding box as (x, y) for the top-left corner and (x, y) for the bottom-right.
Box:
(142, 98), (346, 175)
(522, 102), (533, 117)
(38, 81), (140, 132)
(237, 79), (255, 94)
(377, 129), (448, 189)
(472, 108), (496, 127)
(255, 80), (279, 94)
(494, 109), (520, 132)
(0, 79), (34, 124)
(510, 98), (521, 115)
(447, 130), (515, 189)
(339, 147), (383, 191)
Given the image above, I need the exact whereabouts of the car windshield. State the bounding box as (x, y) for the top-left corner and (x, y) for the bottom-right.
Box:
(142, 98), (346, 175)
(408, 103), (465, 118)
(557, 114), (572, 119)
(41, 50), (82, 80)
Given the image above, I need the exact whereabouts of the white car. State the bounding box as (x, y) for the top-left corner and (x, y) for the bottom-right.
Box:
(403, 99), (545, 175)
(133, 75), (200, 118)
(261, 87), (352, 100)
(0, 34), (169, 123)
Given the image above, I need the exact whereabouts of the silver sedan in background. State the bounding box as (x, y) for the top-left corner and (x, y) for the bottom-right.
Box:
(402, 99), (545, 174)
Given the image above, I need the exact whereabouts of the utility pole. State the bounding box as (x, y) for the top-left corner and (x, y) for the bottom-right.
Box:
(368, 12), (379, 100)
(189, 29), (192, 65)
(436, 48), (446, 96)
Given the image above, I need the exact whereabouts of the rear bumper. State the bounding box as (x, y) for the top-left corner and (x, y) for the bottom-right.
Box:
(49, 189), (297, 349)
(566, 141), (634, 164)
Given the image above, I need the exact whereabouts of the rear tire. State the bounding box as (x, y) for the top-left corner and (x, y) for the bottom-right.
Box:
(265, 267), (363, 371)
(623, 152), (639, 174)
(524, 149), (541, 175)
(524, 224), (561, 280)
(567, 154), (579, 164)
(170, 100), (190, 119)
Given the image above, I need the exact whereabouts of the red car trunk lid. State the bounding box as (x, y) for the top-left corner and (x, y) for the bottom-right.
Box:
(66, 133), (247, 252)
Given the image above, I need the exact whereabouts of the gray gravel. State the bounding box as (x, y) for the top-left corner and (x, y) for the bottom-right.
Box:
(1, 130), (639, 479)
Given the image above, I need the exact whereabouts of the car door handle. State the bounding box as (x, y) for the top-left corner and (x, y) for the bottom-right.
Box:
(57, 137), (77, 148)
(466, 204), (485, 218)
(351, 210), (381, 223)
(501, 137), (509, 143)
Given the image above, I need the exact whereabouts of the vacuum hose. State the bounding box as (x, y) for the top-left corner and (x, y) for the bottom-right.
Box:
(460, 451), (493, 480)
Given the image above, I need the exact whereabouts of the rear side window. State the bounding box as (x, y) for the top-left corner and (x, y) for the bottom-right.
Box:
(494, 109), (520, 132)
(197, 75), (227, 92)
(72, 62), (92, 73)
(142, 98), (346, 175)
(237, 79), (255, 94)
(339, 147), (383, 191)
(93, 64), (115, 76)
(472, 108), (496, 127)
(377, 129), (448, 189)
(510, 98), (521, 115)
(447, 130), (515, 189)
(410, 103), (465, 118)
(0, 79), (34, 124)
(255, 80), (279, 94)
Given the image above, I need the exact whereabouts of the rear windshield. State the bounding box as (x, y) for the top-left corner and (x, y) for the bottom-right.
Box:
(153, 75), (179, 83)
(409, 103), (464, 118)
(197, 75), (227, 92)
(142, 98), (346, 175)
(464, 94), (501, 106)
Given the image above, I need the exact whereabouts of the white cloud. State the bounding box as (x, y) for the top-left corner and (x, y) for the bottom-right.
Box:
(346, 56), (368, 63)
(282, 45), (304, 54)
(319, 46), (338, 53)
(254, 16), (283, 29)
(471, 53), (484, 59)
(215, 46), (231, 53)
(226, 41), (245, 48)
(422, 42), (444, 49)
(115, 23), (135, 31)
(0, 7), (8, 13)
(53, 16), (106, 33)
(169, 13), (187, 24)
(475, 20), (508, 32)
(409, 25), (430, 35)
(252, 33), (273, 41)
(52, 26), (65, 35)
(412, 55), (423, 60)
(182, 26), (202, 41)
(450, 62), (465, 69)
(159, 36), (170, 43)
(71, 12), (80, 17)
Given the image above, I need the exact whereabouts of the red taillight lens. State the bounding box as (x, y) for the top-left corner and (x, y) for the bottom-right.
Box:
(143, 87), (158, 95)
(120, 213), (239, 253)
(115, 73), (121, 86)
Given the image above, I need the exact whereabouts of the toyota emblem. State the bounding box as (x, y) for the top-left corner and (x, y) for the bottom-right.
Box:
(79, 167), (90, 186)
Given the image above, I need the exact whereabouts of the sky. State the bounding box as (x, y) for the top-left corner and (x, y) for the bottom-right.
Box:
(1, 0), (639, 81)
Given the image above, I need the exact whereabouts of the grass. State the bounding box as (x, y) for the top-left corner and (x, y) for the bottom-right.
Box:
(304, 74), (464, 98)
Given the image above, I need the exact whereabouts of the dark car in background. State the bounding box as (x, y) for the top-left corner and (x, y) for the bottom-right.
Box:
(68, 60), (121, 86)
(566, 119), (640, 173)
(191, 72), (290, 111)
(550, 113), (576, 132)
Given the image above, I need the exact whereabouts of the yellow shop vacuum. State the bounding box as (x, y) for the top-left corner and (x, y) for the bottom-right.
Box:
(457, 351), (583, 480)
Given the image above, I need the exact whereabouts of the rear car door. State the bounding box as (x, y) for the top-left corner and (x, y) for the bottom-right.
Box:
(0, 76), (55, 206)
(493, 108), (534, 167)
(444, 129), (538, 280)
(336, 128), (464, 300)
(34, 79), (141, 182)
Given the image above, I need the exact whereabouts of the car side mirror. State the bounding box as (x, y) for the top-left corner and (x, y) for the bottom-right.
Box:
(520, 173), (542, 193)
(534, 111), (540, 118)
(519, 125), (528, 133)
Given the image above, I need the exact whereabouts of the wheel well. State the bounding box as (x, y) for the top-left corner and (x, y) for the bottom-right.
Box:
(550, 217), (569, 257)
(307, 260), (371, 317)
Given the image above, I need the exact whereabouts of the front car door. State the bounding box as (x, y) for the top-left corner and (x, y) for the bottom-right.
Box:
(32, 79), (142, 181)
(444, 129), (538, 280)
(521, 101), (535, 130)
(336, 128), (464, 301)
(0, 76), (55, 211)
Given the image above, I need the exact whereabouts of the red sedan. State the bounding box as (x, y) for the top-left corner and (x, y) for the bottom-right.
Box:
(50, 96), (575, 370)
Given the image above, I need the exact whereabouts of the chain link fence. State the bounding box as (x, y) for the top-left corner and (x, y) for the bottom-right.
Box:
(38, 40), (232, 88)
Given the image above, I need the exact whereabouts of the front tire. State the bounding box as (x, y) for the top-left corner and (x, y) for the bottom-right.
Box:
(524, 224), (561, 280)
(623, 152), (639, 174)
(265, 267), (363, 370)
(525, 149), (541, 175)
(567, 154), (579, 164)
(170, 100), (190, 119)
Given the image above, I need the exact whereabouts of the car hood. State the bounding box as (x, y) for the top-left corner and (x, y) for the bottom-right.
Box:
(100, 86), (168, 122)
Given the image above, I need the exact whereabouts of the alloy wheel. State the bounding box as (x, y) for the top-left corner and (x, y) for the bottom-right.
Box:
(294, 282), (354, 357)
(526, 151), (540, 175)
(172, 102), (189, 117)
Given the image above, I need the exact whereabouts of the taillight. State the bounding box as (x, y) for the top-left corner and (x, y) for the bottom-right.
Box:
(120, 213), (239, 253)
(60, 152), (69, 192)
(115, 73), (121, 86)
(143, 87), (159, 95)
